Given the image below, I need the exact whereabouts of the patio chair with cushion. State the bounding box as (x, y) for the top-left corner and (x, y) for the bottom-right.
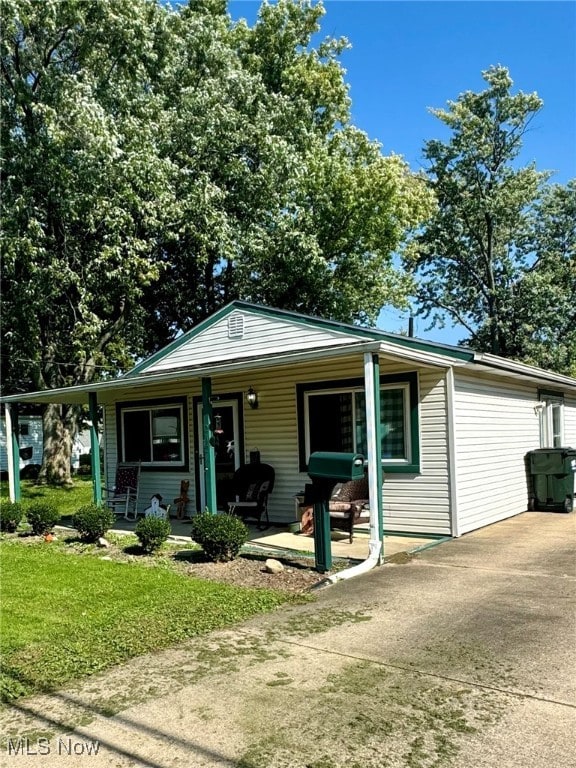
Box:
(103, 462), (141, 520)
(301, 475), (370, 543)
(328, 475), (370, 543)
(227, 462), (275, 530)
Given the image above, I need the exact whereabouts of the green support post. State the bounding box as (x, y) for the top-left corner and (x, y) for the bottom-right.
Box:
(88, 393), (102, 506)
(313, 496), (332, 573)
(372, 354), (384, 561)
(7, 404), (21, 502)
(202, 377), (217, 514)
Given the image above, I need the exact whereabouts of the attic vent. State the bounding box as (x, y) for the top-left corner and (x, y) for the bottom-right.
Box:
(228, 314), (245, 339)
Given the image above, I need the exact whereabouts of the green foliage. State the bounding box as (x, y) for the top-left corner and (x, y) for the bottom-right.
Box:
(191, 512), (248, 562)
(405, 65), (573, 367)
(0, 501), (24, 533)
(0, 539), (287, 701)
(26, 501), (60, 535)
(1, 0), (433, 407)
(135, 516), (171, 554)
(72, 504), (115, 542)
(470, 180), (576, 375)
(146, 0), (434, 336)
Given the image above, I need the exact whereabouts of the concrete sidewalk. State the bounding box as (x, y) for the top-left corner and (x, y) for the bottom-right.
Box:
(3, 511), (575, 768)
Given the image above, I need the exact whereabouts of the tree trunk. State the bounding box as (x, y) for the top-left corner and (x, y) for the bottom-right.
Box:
(38, 403), (76, 486)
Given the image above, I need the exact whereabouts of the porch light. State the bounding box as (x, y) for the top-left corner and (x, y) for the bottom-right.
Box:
(246, 387), (259, 410)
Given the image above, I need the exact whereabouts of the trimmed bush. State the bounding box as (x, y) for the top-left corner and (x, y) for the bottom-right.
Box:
(135, 516), (171, 554)
(26, 501), (60, 536)
(72, 504), (115, 542)
(0, 501), (25, 533)
(191, 512), (248, 563)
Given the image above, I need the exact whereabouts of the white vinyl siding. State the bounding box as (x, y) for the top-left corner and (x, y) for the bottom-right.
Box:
(453, 372), (541, 534)
(381, 369), (451, 535)
(144, 311), (366, 373)
(565, 394), (576, 447)
(103, 356), (452, 533)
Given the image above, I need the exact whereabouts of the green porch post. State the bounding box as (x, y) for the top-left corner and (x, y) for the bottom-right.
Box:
(372, 354), (384, 562)
(6, 403), (21, 502)
(88, 392), (102, 506)
(201, 377), (217, 514)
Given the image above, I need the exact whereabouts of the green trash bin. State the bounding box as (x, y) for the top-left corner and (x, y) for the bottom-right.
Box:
(527, 448), (576, 513)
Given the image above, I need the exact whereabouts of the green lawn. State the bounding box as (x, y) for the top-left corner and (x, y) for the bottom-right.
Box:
(0, 539), (288, 702)
(0, 476), (94, 517)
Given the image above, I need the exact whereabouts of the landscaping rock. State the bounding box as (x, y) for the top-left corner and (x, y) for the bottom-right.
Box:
(264, 558), (284, 574)
(98, 537), (111, 548)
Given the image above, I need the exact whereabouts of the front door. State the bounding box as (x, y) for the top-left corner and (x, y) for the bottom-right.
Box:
(195, 398), (242, 511)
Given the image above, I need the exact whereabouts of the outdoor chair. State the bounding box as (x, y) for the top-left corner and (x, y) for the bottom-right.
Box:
(103, 462), (141, 520)
(328, 476), (370, 543)
(300, 476), (370, 543)
(227, 462), (275, 530)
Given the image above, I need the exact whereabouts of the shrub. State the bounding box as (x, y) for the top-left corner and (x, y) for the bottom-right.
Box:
(26, 501), (60, 536)
(191, 512), (248, 563)
(0, 501), (25, 533)
(20, 464), (41, 480)
(72, 504), (115, 542)
(135, 516), (171, 554)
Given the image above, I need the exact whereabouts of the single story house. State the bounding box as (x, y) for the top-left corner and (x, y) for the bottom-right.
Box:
(3, 301), (575, 537)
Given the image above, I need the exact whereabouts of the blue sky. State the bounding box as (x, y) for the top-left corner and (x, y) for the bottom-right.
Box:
(228, 1), (576, 344)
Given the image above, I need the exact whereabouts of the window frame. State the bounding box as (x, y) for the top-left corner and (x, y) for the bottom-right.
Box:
(538, 390), (565, 448)
(116, 397), (189, 471)
(297, 373), (420, 474)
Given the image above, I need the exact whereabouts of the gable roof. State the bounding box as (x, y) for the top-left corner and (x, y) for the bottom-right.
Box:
(1, 300), (575, 404)
(127, 300), (475, 378)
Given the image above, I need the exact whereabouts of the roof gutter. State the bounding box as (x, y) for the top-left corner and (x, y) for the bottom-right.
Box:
(0, 341), (382, 405)
(472, 353), (576, 391)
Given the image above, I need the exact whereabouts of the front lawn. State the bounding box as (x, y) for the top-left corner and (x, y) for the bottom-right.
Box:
(0, 476), (94, 517)
(0, 538), (288, 702)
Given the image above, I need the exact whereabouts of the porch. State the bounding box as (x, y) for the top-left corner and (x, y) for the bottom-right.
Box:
(64, 515), (440, 563)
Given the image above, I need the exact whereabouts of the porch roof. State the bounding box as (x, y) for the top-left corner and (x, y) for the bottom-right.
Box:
(0, 340), (385, 405)
(2, 301), (576, 405)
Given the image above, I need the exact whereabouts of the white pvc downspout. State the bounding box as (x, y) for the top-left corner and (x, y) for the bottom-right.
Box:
(6, 404), (17, 503)
(323, 352), (382, 585)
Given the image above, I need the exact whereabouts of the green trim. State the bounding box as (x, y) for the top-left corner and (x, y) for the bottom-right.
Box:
(296, 372), (421, 474)
(124, 300), (474, 378)
(192, 392), (245, 511)
(229, 302), (475, 362)
(115, 396), (189, 471)
(125, 304), (240, 377)
(88, 393), (102, 506)
(202, 378), (217, 514)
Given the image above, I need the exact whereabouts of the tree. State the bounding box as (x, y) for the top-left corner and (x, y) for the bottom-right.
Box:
(1, 0), (434, 483)
(405, 66), (551, 358)
(471, 181), (576, 375)
(1, 0), (175, 483)
(143, 0), (434, 344)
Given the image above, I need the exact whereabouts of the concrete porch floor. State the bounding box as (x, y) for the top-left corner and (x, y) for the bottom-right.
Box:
(95, 515), (442, 562)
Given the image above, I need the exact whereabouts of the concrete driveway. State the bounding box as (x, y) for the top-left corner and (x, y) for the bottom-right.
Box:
(3, 511), (575, 768)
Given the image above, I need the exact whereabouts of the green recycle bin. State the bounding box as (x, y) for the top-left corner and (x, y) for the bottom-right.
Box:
(527, 448), (576, 513)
